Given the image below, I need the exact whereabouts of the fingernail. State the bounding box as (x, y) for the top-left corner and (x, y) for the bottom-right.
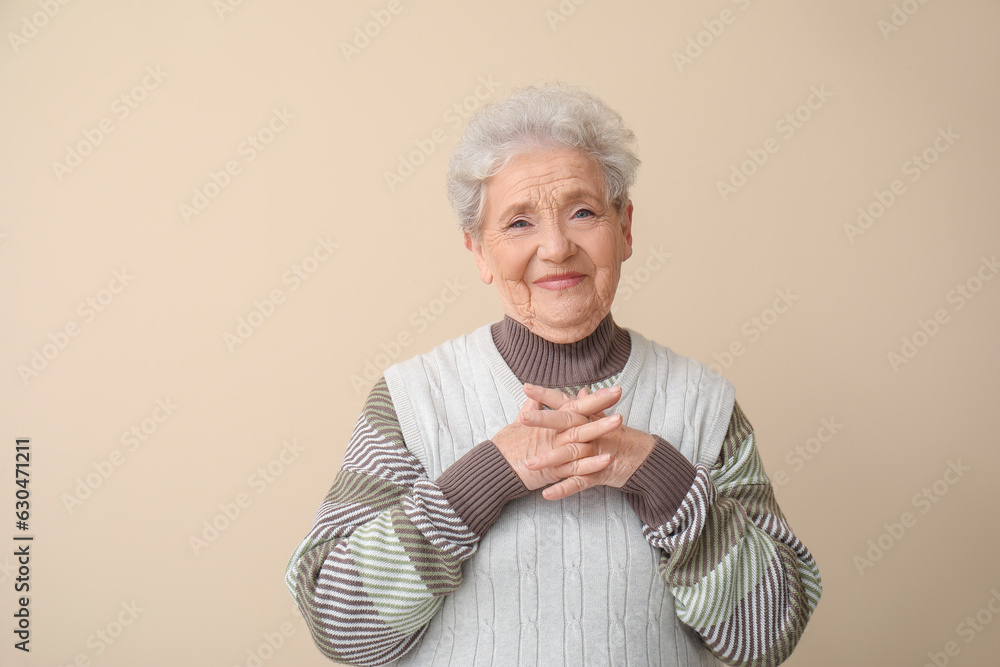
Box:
(525, 456), (538, 468)
(601, 453), (612, 461)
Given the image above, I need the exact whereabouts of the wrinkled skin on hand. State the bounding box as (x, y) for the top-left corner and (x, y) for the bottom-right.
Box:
(492, 384), (655, 500)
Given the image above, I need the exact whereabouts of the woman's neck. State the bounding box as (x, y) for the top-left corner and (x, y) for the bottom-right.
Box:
(490, 313), (631, 387)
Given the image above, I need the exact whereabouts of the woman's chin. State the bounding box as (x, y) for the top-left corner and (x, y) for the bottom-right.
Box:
(529, 310), (606, 342)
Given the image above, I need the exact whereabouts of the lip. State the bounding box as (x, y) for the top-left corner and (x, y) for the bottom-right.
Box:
(533, 272), (585, 291)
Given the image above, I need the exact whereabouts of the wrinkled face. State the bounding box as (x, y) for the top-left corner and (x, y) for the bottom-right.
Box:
(464, 148), (633, 344)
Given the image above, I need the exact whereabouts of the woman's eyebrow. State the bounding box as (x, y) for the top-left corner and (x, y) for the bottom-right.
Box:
(557, 187), (603, 206)
(496, 199), (535, 222)
(497, 188), (602, 221)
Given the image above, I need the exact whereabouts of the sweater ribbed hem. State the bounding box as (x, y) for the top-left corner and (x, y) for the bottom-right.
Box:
(436, 441), (529, 538)
(621, 435), (697, 527)
(491, 312), (631, 387)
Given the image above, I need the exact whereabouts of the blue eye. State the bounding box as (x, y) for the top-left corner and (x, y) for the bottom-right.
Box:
(573, 209), (594, 218)
(508, 219), (528, 229)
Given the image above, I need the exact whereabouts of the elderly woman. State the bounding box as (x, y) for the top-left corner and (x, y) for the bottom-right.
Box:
(286, 85), (822, 666)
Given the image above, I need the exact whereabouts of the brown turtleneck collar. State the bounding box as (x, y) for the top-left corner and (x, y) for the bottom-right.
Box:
(490, 313), (631, 388)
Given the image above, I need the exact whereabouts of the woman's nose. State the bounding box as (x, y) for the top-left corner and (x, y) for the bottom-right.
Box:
(536, 221), (576, 262)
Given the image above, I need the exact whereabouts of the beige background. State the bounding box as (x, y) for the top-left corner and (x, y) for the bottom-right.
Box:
(2, 0), (998, 665)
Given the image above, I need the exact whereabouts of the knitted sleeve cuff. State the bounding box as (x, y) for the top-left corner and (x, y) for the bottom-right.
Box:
(620, 434), (697, 528)
(436, 440), (530, 538)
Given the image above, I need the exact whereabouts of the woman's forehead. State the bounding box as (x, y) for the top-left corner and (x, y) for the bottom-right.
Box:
(485, 150), (606, 215)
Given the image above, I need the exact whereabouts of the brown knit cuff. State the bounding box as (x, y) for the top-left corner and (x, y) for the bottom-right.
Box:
(436, 440), (530, 538)
(620, 435), (697, 528)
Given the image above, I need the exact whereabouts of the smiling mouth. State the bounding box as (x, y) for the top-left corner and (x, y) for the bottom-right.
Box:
(534, 272), (585, 291)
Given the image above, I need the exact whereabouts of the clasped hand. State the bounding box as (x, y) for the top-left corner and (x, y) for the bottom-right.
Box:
(491, 384), (655, 500)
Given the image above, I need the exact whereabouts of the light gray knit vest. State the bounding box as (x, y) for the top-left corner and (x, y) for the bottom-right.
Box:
(383, 323), (734, 666)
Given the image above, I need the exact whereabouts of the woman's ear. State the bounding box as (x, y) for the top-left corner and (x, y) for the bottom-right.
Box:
(621, 201), (634, 262)
(464, 231), (493, 284)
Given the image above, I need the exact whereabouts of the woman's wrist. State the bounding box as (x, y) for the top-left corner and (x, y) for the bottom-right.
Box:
(435, 441), (530, 537)
(620, 435), (697, 527)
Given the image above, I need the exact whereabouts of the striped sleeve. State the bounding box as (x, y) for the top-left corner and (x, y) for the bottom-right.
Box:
(640, 402), (823, 666)
(284, 378), (482, 667)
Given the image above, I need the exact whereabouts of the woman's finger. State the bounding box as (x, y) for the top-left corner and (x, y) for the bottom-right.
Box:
(558, 413), (622, 445)
(524, 440), (598, 470)
(522, 384), (618, 423)
(562, 385), (621, 415)
(551, 452), (613, 480)
(521, 383), (574, 410)
(574, 386), (607, 420)
(541, 466), (608, 501)
(519, 408), (589, 431)
(519, 396), (543, 415)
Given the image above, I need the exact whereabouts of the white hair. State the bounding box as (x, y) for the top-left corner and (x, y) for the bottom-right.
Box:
(445, 84), (640, 239)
